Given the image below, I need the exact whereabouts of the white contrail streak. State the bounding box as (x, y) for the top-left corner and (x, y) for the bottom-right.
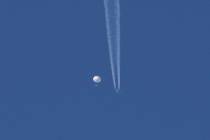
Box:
(104, 0), (120, 92)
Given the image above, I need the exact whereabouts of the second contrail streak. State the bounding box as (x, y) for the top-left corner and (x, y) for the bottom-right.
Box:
(104, 0), (121, 92)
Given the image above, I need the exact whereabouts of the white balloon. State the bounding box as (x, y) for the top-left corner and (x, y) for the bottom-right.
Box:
(93, 75), (102, 83)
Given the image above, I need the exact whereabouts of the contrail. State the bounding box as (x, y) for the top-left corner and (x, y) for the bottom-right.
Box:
(104, 0), (121, 93)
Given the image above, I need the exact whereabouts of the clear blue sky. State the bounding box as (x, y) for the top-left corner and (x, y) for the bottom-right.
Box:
(0, 0), (210, 139)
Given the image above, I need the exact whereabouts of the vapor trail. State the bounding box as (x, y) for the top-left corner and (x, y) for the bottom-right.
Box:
(104, 0), (120, 92)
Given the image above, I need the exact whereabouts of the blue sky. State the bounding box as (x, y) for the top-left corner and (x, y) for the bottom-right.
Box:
(0, 0), (210, 139)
